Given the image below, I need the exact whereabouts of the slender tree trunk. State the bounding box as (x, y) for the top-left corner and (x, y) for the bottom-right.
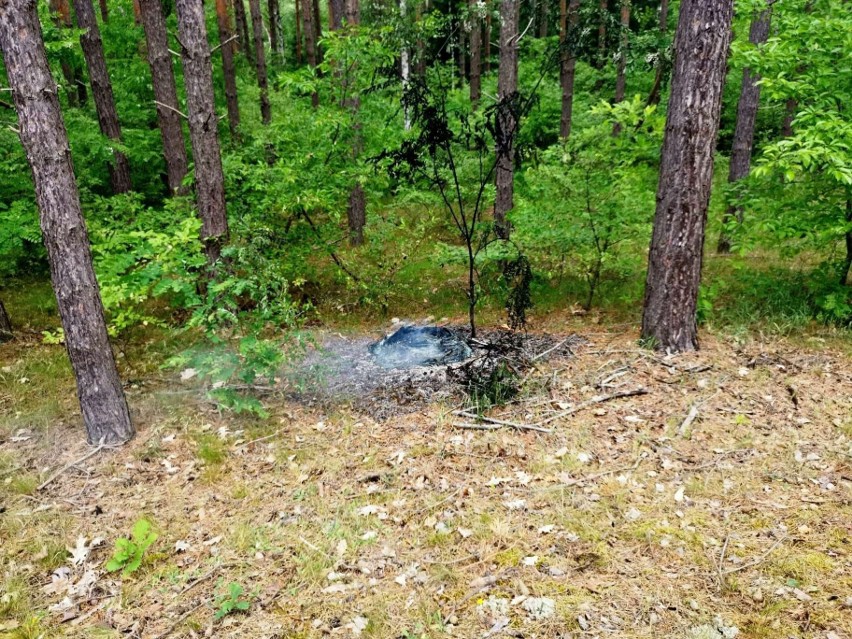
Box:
(469, 0), (481, 107)
(842, 195), (852, 286)
(0, 0), (134, 445)
(98, 0), (108, 21)
(415, 0), (425, 76)
(0, 299), (12, 342)
(596, 0), (607, 69)
(401, 0), (412, 127)
(781, 98), (796, 137)
(301, 0), (319, 106)
(641, 0), (733, 353)
(646, 0), (669, 106)
(458, 25), (467, 86)
(484, 0), (491, 73)
(611, 0), (629, 135)
(538, 0), (548, 38)
(559, 0), (579, 138)
(72, 0), (133, 194)
(175, 0), (230, 263)
(295, 0), (304, 63)
(215, 0), (242, 141)
(344, 0), (366, 246)
(248, 0), (271, 124)
(132, 0), (142, 23)
(313, 0), (323, 63)
(234, 0), (253, 62)
(49, 0), (84, 107)
(717, 4), (771, 254)
(268, 0), (283, 64)
(139, 0), (190, 194)
(494, 0), (519, 240)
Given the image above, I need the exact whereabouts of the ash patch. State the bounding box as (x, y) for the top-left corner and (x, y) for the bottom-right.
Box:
(285, 328), (585, 420)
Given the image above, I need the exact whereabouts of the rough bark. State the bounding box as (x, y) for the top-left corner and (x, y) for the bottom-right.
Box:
(559, 0), (579, 138)
(538, 0), (548, 38)
(215, 0), (242, 141)
(469, 0), (481, 106)
(641, 0), (733, 353)
(139, 0), (190, 194)
(0, 299), (12, 342)
(494, 0), (519, 240)
(301, 0), (319, 106)
(611, 0), (630, 135)
(234, 0), (252, 62)
(72, 0), (132, 194)
(248, 0), (271, 124)
(0, 0), (134, 445)
(313, 0), (323, 63)
(49, 0), (85, 107)
(175, 0), (230, 263)
(596, 0), (607, 69)
(717, 5), (771, 254)
(268, 0), (283, 64)
(343, 0), (366, 245)
(646, 0), (669, 106)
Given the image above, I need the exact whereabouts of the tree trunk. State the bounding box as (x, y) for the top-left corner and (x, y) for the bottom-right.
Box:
(641, 0), (733, 353)
(234, 0), (252, 62)
(98, 0), (108, 21)
(0, 299), (12, 342)
(469, 0), (481, 107)
(494, 0), (519, 240)
(458, 25), (467, 86)
(538, 0), (548, 38)
(611, 0), (630, 135)
(781, 98), (796, 137)
(313, 0), (323, 63)
(72, 0), (133, 194)
(175, 0), (230, 264)
(717, 4), (770, 254)
(596, 0), (607, 69)
(401, 0), (412, 127)
(49, 0), (85, 107)
(415, 0), (425, 75)
(268, 0), (283, 64)
(0, 0), (134, 445)
(248, 0), (271, 124)
(301, 0), (319, 106)
(559, 0), (579, 138)
(344, 0), (366, 246)
(215, 0), (242, 141)
(484, 0), (491, 73)
(295, 0), (303, 63)
(842, 195), (852, 286)
(139, 0), (190, 194)
(646, 0), (669, 106)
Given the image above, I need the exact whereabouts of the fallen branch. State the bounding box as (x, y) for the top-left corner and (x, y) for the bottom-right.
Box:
(38, 443), (105, 491)
(530, 338), (571, 362)
(537, 387), (648, 427)
(722, 535), (787, 576)
(452, 410), (553, 433)
(678, 405), (700, 437)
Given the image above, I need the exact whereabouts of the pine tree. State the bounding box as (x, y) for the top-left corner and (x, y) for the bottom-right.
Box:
(494, 0), (519, 240)
(248, 0), (271, 124)
(559, 0), (580, 138)
(215, 0), (242, 141)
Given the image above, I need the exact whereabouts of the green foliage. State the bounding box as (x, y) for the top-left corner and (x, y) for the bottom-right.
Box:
(214, 582), (251, 620)
(105, 519), (158, 577)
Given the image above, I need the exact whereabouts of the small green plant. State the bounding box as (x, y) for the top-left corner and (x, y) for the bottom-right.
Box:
(105, 518), (158, 577)
(215, 582), (251, 620)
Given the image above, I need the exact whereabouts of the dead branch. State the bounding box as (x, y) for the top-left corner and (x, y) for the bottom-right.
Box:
(452, 410), (553, 433)
(537, 387), (648, 427)
(722, 535), (787, 575)
(37, 443), (105, 491)
(678, 405), (700, 437)
(154, 100), (188, 120)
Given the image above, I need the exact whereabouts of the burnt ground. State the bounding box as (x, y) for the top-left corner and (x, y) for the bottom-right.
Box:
(1, 327), (851, 639)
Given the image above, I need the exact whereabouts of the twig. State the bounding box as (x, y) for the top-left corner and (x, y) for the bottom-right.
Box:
(678, 405), (700, 437)
(38, 443), (105, 491)
(530, 338), (570, 362)
(716, 533), (730, 586)
(537, 387), (648, 427)
(210, 34), (239, 53)
(154, 100), (188, 120)
(151, 600), (206, 639)
(235, 432), (279, 450)
(412, 487), (463, 517)
(452, 411), (553, 433)
(722, 535), (787, 575)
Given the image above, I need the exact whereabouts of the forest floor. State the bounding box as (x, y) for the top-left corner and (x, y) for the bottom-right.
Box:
(1, 317), (852, 639)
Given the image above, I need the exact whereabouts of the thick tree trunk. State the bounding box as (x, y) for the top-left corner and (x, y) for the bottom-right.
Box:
(343, 0), (366, 246)
(248, 0), (271, 124)
(0, 299), (12, 342)
(175, 0), (230, 264)
(494, 0), (519, 240)
(538, 0), (548, 38)
(717, 5), (771, 254)
(72, 0), (132, 194)
(215, 0), (242, 141)
(0, 0), (134, 445)
(611, 0), (630, 135)
(646, 0), (669, 106)
(641, 0), (733, 353)
(235, 0), (253, 62)
(139, 0), (190, 194)
(301, 0), (319, 106)
(596, 0), (607, 69)
(469, 0), (481, 106)
(559, 0), (579, 138)
(268, 0), (283, 64)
